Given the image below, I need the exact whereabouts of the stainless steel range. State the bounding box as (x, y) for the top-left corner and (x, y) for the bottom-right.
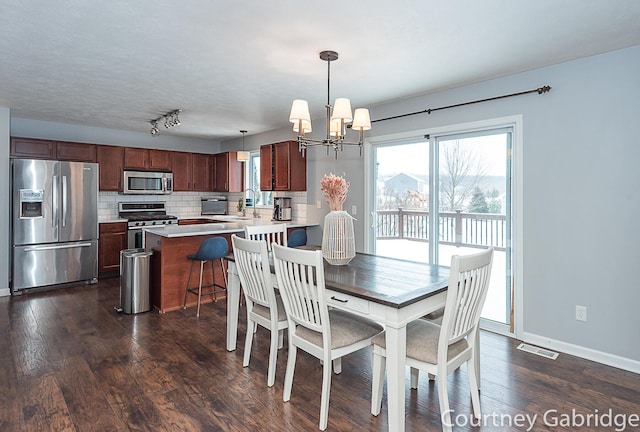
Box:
(118, 202), (178, 248)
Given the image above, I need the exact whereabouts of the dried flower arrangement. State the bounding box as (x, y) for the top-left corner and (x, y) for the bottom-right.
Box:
(320, 173), (349, 211)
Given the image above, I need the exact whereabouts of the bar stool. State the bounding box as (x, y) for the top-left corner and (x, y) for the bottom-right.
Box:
(287, 229), (307, 247)
(183, 237), (229, 317)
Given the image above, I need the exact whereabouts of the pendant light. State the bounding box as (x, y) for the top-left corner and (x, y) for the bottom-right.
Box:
(237, 130), (249, 162)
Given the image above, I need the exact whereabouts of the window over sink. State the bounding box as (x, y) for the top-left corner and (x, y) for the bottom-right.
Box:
(246, 151), (272, 207)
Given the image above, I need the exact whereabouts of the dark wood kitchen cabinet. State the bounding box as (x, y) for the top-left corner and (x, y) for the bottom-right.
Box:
(11, 137), (97, 162)
(213, 152), (244, 192)
(56, 141), (97, 162)
(123, 148), (171, 171)
(171, 151), (212, 191)
(260, 141), (306, 191)
(171, 151), (192, 191)
(10, 137), (56, 159)
(97, 145), (124, 191)
(192, 153), (213, 191)
(98, 222), (127, 278)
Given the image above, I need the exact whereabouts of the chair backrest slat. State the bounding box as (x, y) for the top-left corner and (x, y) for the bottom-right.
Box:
(272, 244), (327, 334)
(441, 248), (494, 347)
(232, 235), (275, 309)
(245, 224), (288, 252)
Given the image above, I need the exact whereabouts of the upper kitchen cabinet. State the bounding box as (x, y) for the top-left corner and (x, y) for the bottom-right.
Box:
(213, 152), (244, 192)
(11, 137), (97, 162)
(171, 151), (212, 192)
(10, 137), (56, 159)
(56, 141), (97, 162)
(97, 145), (124, 191)
(124, 148), (171, 171)
(171, 151), (192, 191)
(260, 141), (306, 191)
(192, 153), (213, 191)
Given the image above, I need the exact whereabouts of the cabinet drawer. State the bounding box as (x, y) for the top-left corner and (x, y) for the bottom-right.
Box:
(326, 291), (370, 315)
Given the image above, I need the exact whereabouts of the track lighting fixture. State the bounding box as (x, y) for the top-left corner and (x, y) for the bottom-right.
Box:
(149, 109), (182, 136)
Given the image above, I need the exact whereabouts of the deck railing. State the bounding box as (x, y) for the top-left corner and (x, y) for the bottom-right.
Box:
(376, 209), (506, 250)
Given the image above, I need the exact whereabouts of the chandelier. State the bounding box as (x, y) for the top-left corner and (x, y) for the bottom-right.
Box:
(289, 50), (371, 157)
(150, 109), (182, 136)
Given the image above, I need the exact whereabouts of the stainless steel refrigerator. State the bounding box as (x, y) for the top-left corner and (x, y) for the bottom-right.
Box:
(11, 159), (99, 292)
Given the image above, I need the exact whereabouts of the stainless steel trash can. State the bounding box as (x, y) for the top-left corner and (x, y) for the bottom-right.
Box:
(120, 248), (152, 314)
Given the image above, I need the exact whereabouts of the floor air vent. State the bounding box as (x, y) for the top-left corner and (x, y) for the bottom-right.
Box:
(517, 343), (559, 360)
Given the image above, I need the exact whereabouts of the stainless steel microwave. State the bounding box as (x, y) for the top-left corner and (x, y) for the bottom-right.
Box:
(122, 170), (173, 195)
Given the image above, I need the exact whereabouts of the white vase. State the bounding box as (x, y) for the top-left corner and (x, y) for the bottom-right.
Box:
(322, 210), (356, 265)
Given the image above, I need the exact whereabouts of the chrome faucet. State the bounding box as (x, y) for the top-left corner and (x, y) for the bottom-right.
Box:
(244, 188), (260, 218)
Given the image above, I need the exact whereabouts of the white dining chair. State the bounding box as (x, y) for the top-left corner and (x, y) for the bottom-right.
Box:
(245, 223), (288, 251)
(371, 247), (494, 432)
(231, 235), (288, 387)
(272, 244), (384, 431)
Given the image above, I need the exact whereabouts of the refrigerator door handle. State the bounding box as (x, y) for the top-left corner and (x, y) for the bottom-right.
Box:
(62, 175), (68, 227)
(24, 242), (93, 252)
(52, 175), (59, 228)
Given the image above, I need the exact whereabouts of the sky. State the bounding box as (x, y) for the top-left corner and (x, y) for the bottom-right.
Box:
(375, 134), (508, 177)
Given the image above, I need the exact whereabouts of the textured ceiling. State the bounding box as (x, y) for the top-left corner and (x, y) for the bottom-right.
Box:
(1, 0), (639, 141)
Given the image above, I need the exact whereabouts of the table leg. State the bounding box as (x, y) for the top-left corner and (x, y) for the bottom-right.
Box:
(385, 324), (407, 432)
(226, 261), (240, 351)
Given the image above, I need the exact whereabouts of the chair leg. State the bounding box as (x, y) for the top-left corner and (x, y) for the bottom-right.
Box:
(210, 260), (217, 302)
(475, 329), (481, 390)
(267, 322), (279, 387)
(319, 354), (332, 431)
(371, 347), (385, 416)
(468, 355), (482, 419)
(410, 367), (419, 389)
(220, 257), (228, 287)
(437, 372), (453, 432)
(332, 358), (342, 374)
(283, 344), (297, 402)
(196, 260), (205, 318)
(278, 329), (284, 349)
(183, 260), (196, 309)
(243, 314), (254, 368)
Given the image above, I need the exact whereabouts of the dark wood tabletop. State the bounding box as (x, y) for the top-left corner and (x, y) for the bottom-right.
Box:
(226, 246), (450, 309)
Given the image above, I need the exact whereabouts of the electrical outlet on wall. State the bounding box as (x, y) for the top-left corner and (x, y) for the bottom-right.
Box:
(575, 305), (587, 322)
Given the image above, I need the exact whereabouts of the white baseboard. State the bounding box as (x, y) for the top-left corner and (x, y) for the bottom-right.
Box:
(522, 332), (640, 374)
(0, 287), (10, 297)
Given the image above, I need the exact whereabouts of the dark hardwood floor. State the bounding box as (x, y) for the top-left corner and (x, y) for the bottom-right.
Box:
(1, 278), (639, 431)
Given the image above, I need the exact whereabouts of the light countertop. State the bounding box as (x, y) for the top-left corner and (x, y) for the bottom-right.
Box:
(143, 218), (317, 238)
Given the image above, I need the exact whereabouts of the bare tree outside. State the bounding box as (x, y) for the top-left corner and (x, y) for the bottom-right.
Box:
(439, 139), (487, 211)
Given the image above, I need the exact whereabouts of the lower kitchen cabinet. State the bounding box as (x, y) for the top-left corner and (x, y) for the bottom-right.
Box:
(98, 222), (127, 278)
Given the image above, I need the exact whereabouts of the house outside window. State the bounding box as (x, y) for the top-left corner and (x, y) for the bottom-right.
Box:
(247, 151), (272, 207)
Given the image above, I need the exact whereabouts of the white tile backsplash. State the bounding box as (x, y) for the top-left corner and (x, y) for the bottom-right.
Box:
(98, 191), (309, 222)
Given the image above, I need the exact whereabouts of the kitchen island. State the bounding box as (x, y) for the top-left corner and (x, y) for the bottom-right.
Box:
(144, 219), (316, 313)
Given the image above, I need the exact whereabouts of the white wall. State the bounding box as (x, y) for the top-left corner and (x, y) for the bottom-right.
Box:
(225, 45), (640, 370)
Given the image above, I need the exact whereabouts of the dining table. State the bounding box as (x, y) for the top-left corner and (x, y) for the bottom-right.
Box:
(225, 247), (450, 432)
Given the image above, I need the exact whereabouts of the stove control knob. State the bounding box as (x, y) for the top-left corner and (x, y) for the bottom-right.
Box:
(135, 222), (141, 227)
(152, 221), (157, 225)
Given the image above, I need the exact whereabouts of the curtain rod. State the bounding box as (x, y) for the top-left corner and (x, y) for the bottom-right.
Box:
(371, 85), (552, 124)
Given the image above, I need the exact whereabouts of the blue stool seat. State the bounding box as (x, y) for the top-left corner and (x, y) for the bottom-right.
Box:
(288, 229), (307, 248)
(183, 237), (229, 317)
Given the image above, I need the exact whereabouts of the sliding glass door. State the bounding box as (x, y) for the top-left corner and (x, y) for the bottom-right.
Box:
(368, 127), (513, 327)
